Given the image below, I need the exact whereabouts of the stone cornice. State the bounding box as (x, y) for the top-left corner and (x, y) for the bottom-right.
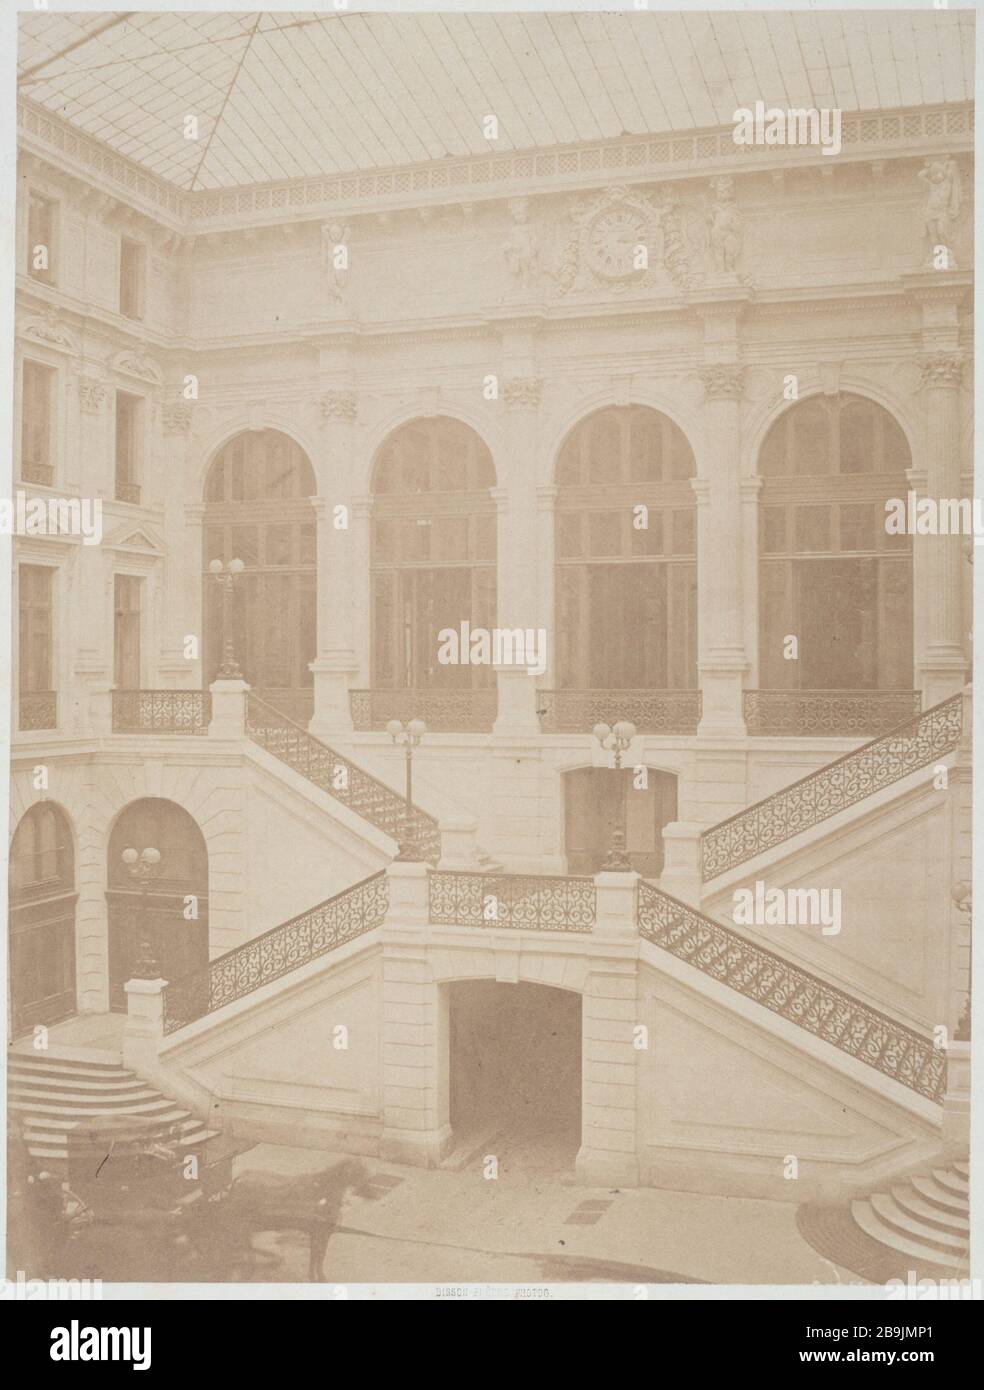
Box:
(18, 95), (973, 238)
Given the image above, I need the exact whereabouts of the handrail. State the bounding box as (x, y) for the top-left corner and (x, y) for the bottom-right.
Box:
(245, 693), (441, 861)
(429, 869), (595, 932)
(162, 870), (388, 1035)
(637, 880), (945, 1103)
(700, 693), (964, 881)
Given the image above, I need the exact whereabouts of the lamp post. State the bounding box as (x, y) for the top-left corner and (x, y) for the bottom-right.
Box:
(592, 719), (637, 872)
(208, 557), (245, 680)
(952, 879), (972, 1042)
(386, 718), (427, 860)
(121, 845), (163, 980)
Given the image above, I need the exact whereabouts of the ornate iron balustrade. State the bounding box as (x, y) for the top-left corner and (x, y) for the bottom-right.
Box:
(246, 694), (441, 861)
(701, 693), (963, 882)
(429, 870), (595, 933)
(350, 688), (497, 733)
(18, 691), (57, 731)
(743, 689), (921, 738)
(637, 880), (945, 1103)
(536, 689), (701, 734)
(112, 689), (212, 735)
(162, 870), (388, 1035)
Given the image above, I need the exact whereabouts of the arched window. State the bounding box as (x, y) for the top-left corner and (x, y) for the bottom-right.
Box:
(758, 394), (913, 703)
(368, 417), (496, 726)
(9, 804), (76, 1033)
(564, 766), (678, 877)
(106, 798), (209, 1009)
(555, 406), (697, 690)
(204, 430), (317, 725)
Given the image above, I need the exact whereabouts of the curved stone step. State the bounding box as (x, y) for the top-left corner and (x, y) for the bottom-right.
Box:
(852, 1201), (969, 1272)
(910, 1174), (968, 1216)
(952, 1160), (969, 1180)
(892, 1186), (969, 1237)
(869, 1193), (968, 1254)
(932, 1168), (968, 1199)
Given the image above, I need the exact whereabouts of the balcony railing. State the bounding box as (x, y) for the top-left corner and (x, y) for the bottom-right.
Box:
(638, 880), (945, 1103)
(536, 689), (701, 734)
(112, 689), (212, 735)
(162, 871), (388, 1035)
(18, 691), (57, 731)
(743, 689), (921, 738)
(429, 870), (596, 933)
(701, 693), (964, 881)
(350, 688), (497, 733)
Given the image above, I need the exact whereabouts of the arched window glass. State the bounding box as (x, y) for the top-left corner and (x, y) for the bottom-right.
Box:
(9, 804), (76, 1033)
(371, 417), (496, 693)
(555, 406), (697, 689)
(203, 430), (317, 724)
(759, 393), (912, 693)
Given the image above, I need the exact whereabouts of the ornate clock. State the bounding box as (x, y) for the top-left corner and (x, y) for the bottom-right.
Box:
(587, 206), (648, 280)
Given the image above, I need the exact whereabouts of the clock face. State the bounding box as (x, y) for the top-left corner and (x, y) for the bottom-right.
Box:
(588, 208), (646, 279)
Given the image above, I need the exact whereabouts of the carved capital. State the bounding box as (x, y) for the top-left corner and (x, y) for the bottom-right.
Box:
(162, 400), (194, 434)
(79, 377), (109, 413)
(320, 389), (358, 423)
(917, 352), (964, 390)
(502, 376), (542, 408)
(698, 364), (746, 400)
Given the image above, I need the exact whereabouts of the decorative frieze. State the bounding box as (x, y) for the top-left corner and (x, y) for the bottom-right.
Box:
(918, 352), (964, 390)
(79, 377), (109, 412)
(320, 389), (358, 422)
(698, 364), (746, 400)
(502, 376), (542, 408)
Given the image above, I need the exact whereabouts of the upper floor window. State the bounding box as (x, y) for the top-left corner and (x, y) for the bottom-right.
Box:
(21, 360), (55, 487)
(115, 391), (142, 505)
(119, 238), (144, 320)
(18, 563), (56, 731)
(27, 191), (56, 284)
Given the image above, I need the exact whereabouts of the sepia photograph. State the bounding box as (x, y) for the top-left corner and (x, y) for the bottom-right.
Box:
(1, 0), (978, 1314)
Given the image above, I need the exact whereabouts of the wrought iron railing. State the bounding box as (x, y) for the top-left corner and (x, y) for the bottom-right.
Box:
(743, 689), (921, 738)
(246, 694), (441, 861)
(112, 689), (212, 735)
(349, 688), (498, 733)
(162, 870), (388, 1035)
(429, 870), (595, 933)
(701, 693), (963, 881)
(18, 691), (57, 731)
(637, 881), (945, 1103)
(536, 689), (701, 734)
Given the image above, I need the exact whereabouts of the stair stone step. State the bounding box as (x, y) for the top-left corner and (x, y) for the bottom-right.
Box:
(952, 1160), (969, 1180)
(910, 1175), (968, 1216)
(932, 1168), (969, 1199)
(869, 1194), (969, 1254)
(852, 1202), (970, 1272)
(892, 1187), (970, 1237)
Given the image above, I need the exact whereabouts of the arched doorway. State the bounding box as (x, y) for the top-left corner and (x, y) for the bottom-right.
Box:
(203, 429), (317, 725)
(555, 406), (698, 696)
(368, 416), (497, 730)
(9, 804), (77, 1035)
(757, 393), (913, 731)
(106, 799), (209, 1009)
(448, 980), (581, 1173)
(564, 766), (678, 877)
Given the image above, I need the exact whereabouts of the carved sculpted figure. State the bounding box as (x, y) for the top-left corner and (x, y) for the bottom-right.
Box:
(321, 221), (350, 303)
(918, 158), (962, 263)
(502, 197), (539, 288)
(707, 176), (743, 275)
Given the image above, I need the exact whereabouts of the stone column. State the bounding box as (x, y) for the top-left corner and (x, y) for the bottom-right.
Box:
(576, 871), (641, 1187)
(740, 476), (763, 687)
(160, 402), (200, 687)
(536, 484), (558, 687)
(916, 352), (968, 706)
(311, 387), (361, 738)
(695, 362), (749, 737)
(350, 494), (373, 692)
(183, 502), (206, 689)
(379, 862), (452, 1166)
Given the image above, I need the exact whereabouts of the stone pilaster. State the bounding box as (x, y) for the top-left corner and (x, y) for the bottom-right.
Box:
(379, 862), (452, 1166)
(916, 352), (968, 705)
(575, 872), (641, 1186)
(695, 355), (749, 738)
(160, 401), (200, 685)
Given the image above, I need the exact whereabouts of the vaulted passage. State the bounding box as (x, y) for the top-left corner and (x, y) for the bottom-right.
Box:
(448, 981), (581, 1172)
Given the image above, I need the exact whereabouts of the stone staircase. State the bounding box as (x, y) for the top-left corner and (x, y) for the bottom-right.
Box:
(9, 1051), (214, 1166)
(851, 1162), (969, 1272)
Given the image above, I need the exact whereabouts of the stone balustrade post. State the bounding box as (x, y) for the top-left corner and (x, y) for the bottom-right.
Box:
(122, 976), (167, 1074)
(208, 678), (249, 739)
(659, 821), (705, 906)
(437, 817), (480, 871)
